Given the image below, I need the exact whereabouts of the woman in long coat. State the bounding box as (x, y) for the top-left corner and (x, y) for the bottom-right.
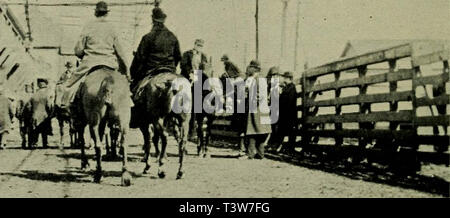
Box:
(241, 60), (272, 159)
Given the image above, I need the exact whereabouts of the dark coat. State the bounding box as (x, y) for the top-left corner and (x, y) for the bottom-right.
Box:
(130, 24), (182, 82)
(278, 83), (298, 132)
(25, 88), (54, 134)
(180, 49), (208, 80)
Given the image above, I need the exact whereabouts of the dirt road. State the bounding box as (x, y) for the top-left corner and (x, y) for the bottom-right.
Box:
(0, 125), (448, 198)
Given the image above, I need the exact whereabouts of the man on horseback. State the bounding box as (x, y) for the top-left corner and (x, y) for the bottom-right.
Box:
(129, 6), (182, 128)
(59, 1), (130, 108)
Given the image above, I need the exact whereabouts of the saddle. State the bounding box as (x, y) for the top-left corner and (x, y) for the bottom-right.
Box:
(133, 67), (176, 102)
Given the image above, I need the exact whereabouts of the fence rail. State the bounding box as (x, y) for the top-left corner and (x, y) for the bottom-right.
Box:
(210, 41), (449, 170)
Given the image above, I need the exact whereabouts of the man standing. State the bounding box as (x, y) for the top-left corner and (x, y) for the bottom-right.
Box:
(129, 6), (182, 128)
(60, 1), (130, 107)
(181, 39), (209, 80)
(240, 60), (272, 160)
(274, 72), (298, 154)
(180, 39), (208, 140)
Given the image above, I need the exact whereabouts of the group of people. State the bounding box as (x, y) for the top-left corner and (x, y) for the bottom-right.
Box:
(1, 1), (299, 158)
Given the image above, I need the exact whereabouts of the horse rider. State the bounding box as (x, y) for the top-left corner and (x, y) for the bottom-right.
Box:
(129, 6), (182, 128)
(180, 39), (209, 140)
(59, 1), (130, 108)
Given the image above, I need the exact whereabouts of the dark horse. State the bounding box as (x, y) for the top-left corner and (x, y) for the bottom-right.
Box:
(136, 68), (190, 179)
(73, 67), (132, 186)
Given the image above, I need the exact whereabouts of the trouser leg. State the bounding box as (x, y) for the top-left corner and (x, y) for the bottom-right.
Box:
(247, 136), (257, 159)
(256, 134), (268, 159)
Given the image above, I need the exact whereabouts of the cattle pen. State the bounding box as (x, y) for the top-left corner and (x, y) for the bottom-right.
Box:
(211, 41), (450, 174)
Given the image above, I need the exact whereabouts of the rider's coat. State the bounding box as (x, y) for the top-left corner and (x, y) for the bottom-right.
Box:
(130, 23), (182, 82)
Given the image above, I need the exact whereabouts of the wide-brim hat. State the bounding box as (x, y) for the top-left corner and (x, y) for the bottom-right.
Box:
(37, 78), (49, 84)
(95, 1), (109, 12)
(195, 39), (205, 47)
(267, 66), (280, 77)
(221, 54), (229, 62)
(152, 7), (167, 23)
(248, 59), (261, 71)
(282, 71), (294, 79)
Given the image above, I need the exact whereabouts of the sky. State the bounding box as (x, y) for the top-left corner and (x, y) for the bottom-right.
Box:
(4, 0), (450, 77)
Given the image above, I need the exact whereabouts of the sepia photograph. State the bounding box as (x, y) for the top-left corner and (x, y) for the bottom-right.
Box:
(0, 0), (449, 204)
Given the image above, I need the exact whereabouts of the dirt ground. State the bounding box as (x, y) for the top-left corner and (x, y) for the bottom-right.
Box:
(0, 122), (448, 198)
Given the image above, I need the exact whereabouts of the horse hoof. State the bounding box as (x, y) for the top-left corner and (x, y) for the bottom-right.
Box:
(93, 171), (102, 183)
(143, 165), (150, 174)
(176, 171), (184, 180)
(121, 171), (132, 187)
(158, 170), (166, 179)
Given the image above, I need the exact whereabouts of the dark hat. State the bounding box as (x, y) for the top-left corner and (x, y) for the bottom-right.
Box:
(37, 78), (48, 85)
(152, 7), (167, 23)
(282, 71), (294, 79)
(65, 61), (73, 68)
(248, 59), (261, 71)
(221, 54), (229, 62)
(95, 1), (109, 13)
(195, 39), (205, 47)
(267, 66), (280, 77)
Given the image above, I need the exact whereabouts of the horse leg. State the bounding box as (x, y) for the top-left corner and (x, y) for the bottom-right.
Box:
(152, 131), (161, 159)
(140, 124), (152, 174)
(204, 115), (214, 158)
(155, 120), (167, 179)
(59, 119), (65, 148)
(120, 127), (132, 186)
(196, 116), (204, 157)
(78, 125), (89, 170)
(89, 124), (103, 183)
(42, 132), (49, 149)
(177, 115), (189, 180)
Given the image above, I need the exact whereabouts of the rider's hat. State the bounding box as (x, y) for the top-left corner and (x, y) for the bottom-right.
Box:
(221, 54), (229, 62)
(152, 7), (167, 23)
(95, 1), (109, 13)
(65, 61), (73, 68)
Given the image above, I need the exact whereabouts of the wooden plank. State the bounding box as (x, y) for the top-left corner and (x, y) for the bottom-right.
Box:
(413, 73), (449, 87)
(305, 111), (413, 124)
(302, 129), (415, 139)
(303, 44), (412, 79)
(306, 69), (413, 93)
(212, 119), (232, 126)
(415, 95), (450, 107)
(415, 135), (450, 145)
(415, 116), (450, 126)
(306, 91), (413, 107)
(412, 50), (449, 67)
(210, 129), (240, 138)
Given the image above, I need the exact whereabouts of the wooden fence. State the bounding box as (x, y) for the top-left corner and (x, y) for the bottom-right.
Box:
(210, 41), (449, 168)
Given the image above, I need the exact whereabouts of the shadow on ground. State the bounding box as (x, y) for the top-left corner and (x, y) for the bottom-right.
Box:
(265, 151), (450, 197)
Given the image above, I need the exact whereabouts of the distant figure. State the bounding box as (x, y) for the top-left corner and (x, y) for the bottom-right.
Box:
(240, 60), (271, 160)
(273, 72), (298, 154)
(180, 39), (209, 140)
(266, 66), (281, 150)
(58, 61), (74, 84)
(129, 6), (182, 128)
(220, 54), (242, 79)
(60, 1), (130, 107)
